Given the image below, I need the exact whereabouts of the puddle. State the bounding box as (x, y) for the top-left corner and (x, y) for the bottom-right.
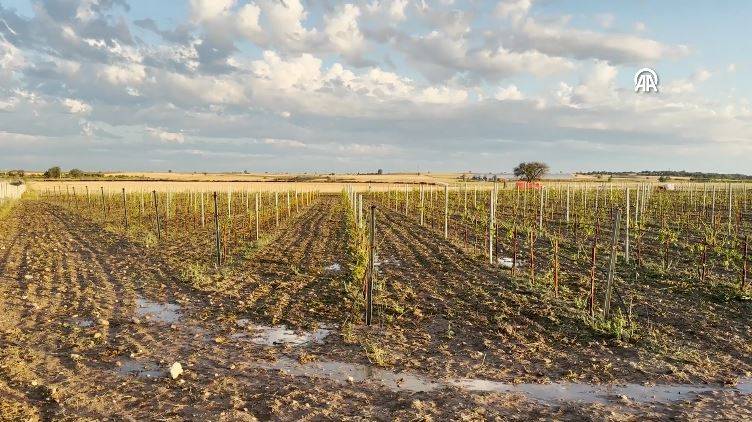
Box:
(115, 358), (165, 378)
(254, 356), (752, 404)
(324, 263), (342, 272)
(496, 257), (516, 268)
(234, 320), (332, 346)
(135, 297), (181, 323)
(71, 317), (93, 328)
(448, 378), (728, 404)
(257, 357), (440, 392)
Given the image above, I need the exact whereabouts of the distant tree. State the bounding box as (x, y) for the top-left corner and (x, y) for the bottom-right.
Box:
(43, 166), (61, 179)
(658, 175), (670, 182)
(377, 169), (383, 175)
(513, 162), (549, 182)
(168, 169), (173, 173)
(68, 168), (84, 178)
(8, 169), (25, 178)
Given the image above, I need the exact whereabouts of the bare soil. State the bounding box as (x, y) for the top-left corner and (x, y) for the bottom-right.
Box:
(0, 199), (750, 420)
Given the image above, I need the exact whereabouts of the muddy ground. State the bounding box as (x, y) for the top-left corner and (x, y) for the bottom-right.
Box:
(0, 198), (750, 420)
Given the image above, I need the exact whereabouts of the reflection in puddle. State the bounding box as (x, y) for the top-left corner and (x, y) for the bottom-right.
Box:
(449, 378), (726, 404)
(136, 297), (181, 323)
(255, 357), (752, 404)
(257, 357), (440, 392)
(115, 358), (165, 378)
(234, 320), (332, 346)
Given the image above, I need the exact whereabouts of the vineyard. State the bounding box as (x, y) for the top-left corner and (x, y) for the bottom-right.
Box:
(0, 180), (750, 419)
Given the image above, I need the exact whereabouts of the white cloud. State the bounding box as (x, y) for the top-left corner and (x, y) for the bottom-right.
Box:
(324, 4), (365, 58)
(263, 138), (306, 148)
(0, 35), (24, 73)
(147, 127), (185, 143)
(62, 98), (91, 114)
(495, 0), (532, 22)
(495, 84), (523, 100)
(97, 63), (146, 86)
(190, 0), (236, 22)
(510, 18), (690, 63)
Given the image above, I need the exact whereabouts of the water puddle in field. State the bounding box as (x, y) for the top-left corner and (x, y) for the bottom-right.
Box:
(115, 358), (165, 378)
(233, 320), (332, 346)
(447, 378), (730, 404)
(71, 317), (93, 328)
(135, 297), (182, 323)
(258, 357), (440, 392)
(255, 356), (752, 404)
(496, 257), (517, 268)
(324, 263), (342, 272)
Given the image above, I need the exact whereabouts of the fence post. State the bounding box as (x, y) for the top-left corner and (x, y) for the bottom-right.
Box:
(488, 185), (495, 263)
(604, 209), (621, 319)
(152, 190), (161, 240)
(122, 188), (128, 231)
(365, 205), (377, 326)
(420, 184), (424, 226)
(101, 187), (106, 218)
(742, 235), (748, 291)
(625, 187), (630, 263)
(444, 184), (449, 238)
(538, 187), (544, 231)
(213, 192), (221, 266)
(254, 192), (260, 240)
(275, 192), (279, 228)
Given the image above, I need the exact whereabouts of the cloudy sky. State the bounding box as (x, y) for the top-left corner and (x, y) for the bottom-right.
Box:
(0, 0), (750, 173)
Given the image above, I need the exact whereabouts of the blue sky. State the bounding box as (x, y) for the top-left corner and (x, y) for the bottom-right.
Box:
(0, 0), (750, 173)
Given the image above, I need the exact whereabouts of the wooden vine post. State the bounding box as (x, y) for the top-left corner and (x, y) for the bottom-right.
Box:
(588, 227), (598, 317)
(122, 188), (128, 231)
(444, 184), (449, 238)
(100, 187), (106, 219)
(553, 238), (559, 298)
(529, 229), (535, 284)
(488, 184), (496, 264)
(275, 192), (280, 228)
(152, 190), (161, 240)
(213, 192), (221, 266)
(625, 187), (630, 263)
(512, 226), (518, 276)
(742, 235), (749, 291)
(603, 209), (622, 319)
(419, 184), (424, 226)
(255, 192), (260, 241)
(365, 205), (377, 326)
(200, 191), (205, 228)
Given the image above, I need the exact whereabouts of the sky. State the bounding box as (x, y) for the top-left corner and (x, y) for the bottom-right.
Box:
(0, 0), (750, 174)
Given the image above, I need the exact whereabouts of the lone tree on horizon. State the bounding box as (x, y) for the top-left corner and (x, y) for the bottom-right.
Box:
(513, 162), (549, 182)
(43, 166), (61, 179)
